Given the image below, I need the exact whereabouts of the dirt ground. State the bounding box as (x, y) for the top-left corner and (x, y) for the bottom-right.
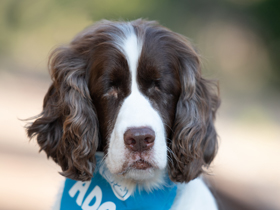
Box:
(1, 71), (279, 210)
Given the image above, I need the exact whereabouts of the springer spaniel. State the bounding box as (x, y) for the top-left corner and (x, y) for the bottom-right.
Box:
(27, 19), (220, 210)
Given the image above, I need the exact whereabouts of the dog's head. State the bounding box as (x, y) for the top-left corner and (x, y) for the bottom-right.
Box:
(27, 19), (220, 186)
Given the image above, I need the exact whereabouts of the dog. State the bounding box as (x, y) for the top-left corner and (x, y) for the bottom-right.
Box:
(27, 19), (220, 210)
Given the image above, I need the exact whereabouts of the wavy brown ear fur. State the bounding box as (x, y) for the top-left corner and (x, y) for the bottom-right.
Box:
(26, 45), (99, 181)
(169, 34), (220, 183)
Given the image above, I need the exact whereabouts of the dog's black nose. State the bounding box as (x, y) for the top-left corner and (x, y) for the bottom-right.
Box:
(124, 127), (155, 152)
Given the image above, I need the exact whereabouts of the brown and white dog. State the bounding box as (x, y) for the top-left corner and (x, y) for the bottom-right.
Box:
(27, 19), (220, 209)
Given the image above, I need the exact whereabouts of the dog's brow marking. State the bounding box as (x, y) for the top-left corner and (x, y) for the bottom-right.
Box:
(122, 27), (142, 92)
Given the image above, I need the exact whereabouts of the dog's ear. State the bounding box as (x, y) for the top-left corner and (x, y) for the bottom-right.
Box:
(169, 35), (220, 183)
(26, 45), (99, 181)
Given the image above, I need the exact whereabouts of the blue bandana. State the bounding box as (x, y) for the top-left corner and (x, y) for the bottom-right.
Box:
(60, 153), (177, 210)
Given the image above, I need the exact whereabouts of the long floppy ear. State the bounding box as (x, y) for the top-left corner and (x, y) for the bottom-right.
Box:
(169, 36), (220, 183)
(26, 46), (99, 181)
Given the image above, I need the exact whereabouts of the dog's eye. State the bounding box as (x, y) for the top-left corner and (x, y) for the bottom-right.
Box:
(103, 87), (118, 98)
(146, 79), (161, 94)
(152, 80), (161, 91)
(109, 80), (118, 88)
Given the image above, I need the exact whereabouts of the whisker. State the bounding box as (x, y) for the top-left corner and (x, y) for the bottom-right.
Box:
(163, 123), (174, 133)
(167, 146), (182, 165)
(99, 153), (108, 168)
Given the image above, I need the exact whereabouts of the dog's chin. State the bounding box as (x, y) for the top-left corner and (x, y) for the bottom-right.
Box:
(106, 161), (166, 192)
(118, 159), (159, 181)
(131, 159), (152, 170)
(124, 166), (157, 181)
(118, 167), (166, 192)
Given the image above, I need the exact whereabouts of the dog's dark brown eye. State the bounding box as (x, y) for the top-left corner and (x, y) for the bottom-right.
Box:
(146, 79), (161, 93)
(145, 83), (160, 97)
(109, 81), (118, 88)
(104, 87), (118, 98)
(153, 80), (161, 91)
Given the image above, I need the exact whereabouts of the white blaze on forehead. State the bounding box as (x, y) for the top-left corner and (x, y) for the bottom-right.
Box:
(122, 29), (142, 75)
(105, 24), (167, 178)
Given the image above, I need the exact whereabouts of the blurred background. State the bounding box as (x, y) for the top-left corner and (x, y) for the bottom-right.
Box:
(0, 0), (279, 209)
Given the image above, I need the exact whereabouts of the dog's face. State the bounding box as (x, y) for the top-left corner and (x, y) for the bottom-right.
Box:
(27, 20), (220, 185)
(89, 24), (181, 183)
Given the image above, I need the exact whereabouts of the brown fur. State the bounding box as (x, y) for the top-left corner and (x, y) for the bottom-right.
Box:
(26, 19), (220, 183)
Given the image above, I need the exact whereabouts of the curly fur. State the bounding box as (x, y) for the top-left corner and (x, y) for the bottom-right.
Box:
(166, 33), (220, 182)
(26, 19), (220, 184)
(27, 46), (99, 181)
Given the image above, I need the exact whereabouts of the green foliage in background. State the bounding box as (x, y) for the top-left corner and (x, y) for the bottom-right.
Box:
(0, 0), (279, 86)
